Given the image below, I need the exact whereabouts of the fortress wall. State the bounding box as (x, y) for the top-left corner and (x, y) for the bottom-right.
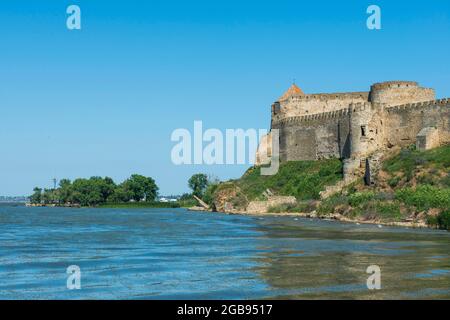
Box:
(264, 82), (448, 170)
(273, 110), (351, 161)
(384, 99), (450, 147)
(276, 92), (368, 119)
(369, 81), (435, 106)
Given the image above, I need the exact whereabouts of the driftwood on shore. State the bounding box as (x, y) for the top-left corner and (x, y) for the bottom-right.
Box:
(193, 195), (210, 210)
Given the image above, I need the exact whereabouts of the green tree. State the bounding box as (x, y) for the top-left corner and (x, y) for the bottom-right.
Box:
(188, 173), (209, 198)
(108, 186), (133, 203)
(41, 188), (56, 204)
(30, 187), (42, 204)
(30, 174), (159, 206)
(122, 174), (159, 202)
(203, 182), (219, 206)
(90, 176), (116, 201)
(58, 179), (72, 204)
(69, 177), (116, 206)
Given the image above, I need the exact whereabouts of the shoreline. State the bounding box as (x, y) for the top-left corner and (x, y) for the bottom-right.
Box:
(22, 202), (434, 229)
(189, 207), (431, 229)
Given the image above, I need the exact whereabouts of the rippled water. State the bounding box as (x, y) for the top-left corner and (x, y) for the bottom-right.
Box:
(0, 204), (449, 299)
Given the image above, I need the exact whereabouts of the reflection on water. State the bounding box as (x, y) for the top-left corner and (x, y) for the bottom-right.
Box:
(0, 204), (448, 299)
(254, 219), (450, 299)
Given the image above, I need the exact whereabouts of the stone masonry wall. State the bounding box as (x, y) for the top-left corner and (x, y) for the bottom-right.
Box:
(384, 99), (450, 148)
(274, 92), (368, 121)
(369, 81), (435, 106)
(273, 109), (351, 161)
(266, 82), (448, 166)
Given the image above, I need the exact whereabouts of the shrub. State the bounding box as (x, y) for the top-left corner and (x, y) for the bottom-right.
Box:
(318, 194), (348, 214)
(374, 202), (402, 220)
(441, 173), (450, 187)
(414, 157), (427, 166)
(395, 185), (450, 211)
(348, 192), (375, 207)
(437, 211), (450, 230)
(426, 215), (439, 228)
(417, 174), (436, 186)
(203, 183), (219, 206)
(355, 200), (402, 221)
(375, 192), (395, 201)
(388, 176), (401, 188)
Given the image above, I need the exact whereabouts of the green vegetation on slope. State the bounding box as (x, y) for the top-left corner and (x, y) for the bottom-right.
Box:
(237, 158), (343, 200)
(212, 158), (343, 210)
(213, 144), (450, 230)
(383, 144), (450, 186)
(319, 144), (450, 230)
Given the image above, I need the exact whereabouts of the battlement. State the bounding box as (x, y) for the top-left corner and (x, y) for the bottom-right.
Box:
(349, 102), (371, 112)
(386, 98), (450, 113)
(349, 102), (386, 113)
(273, 107), (351, 126)
(371, 81), (418, 90)
(281, 92), (368, 104)
(273, 97), (448, 125)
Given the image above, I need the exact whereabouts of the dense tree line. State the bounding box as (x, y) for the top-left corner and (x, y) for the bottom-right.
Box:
(30, 174), (159, 207)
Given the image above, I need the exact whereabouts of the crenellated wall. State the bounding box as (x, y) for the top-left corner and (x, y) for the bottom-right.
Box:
(264, 82), (449, 176)
(273, 109), (351, 161)
(273, 92), (368, 120)
(384, 99), (450, 147)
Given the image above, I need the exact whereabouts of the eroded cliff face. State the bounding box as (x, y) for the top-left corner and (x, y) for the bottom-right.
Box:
(213, 183), (246, 213)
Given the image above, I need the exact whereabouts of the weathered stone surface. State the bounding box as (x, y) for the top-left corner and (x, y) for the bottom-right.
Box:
(246, 196), (297, 214)
(213, 184), (239, 212)
(255, 132), (272, 166)
(416, 127), (440, 151)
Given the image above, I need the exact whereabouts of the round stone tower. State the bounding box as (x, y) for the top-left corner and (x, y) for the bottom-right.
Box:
(349, 102), (372, 158)
(369, 81), (435, 106)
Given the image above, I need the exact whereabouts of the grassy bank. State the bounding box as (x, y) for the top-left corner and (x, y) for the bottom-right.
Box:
(238, 158), (343, 200)
(319, 145), (450, 230)
(212, 158), (343, 210)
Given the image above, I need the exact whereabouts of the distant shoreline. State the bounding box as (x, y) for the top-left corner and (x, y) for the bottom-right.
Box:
(24, 202), (183, 209)
(0, 201), (27, 204)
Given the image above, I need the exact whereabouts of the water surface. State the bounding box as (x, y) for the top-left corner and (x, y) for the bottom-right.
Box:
(0, 204), (449, 299)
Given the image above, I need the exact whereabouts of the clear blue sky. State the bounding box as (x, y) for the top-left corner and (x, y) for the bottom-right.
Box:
(1, 0), (449, 196)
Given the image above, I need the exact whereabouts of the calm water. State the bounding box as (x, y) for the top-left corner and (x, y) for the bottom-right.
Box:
(0, 204), (449, 299)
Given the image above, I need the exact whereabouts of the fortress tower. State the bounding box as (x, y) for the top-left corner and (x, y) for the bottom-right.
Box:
(256, 80), (450, 181)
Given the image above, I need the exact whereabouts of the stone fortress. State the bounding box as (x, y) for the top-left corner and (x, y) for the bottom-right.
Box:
(256, 80), (450, 184)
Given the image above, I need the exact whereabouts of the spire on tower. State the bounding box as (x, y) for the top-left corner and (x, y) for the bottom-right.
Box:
(278, 82), (304, 101)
